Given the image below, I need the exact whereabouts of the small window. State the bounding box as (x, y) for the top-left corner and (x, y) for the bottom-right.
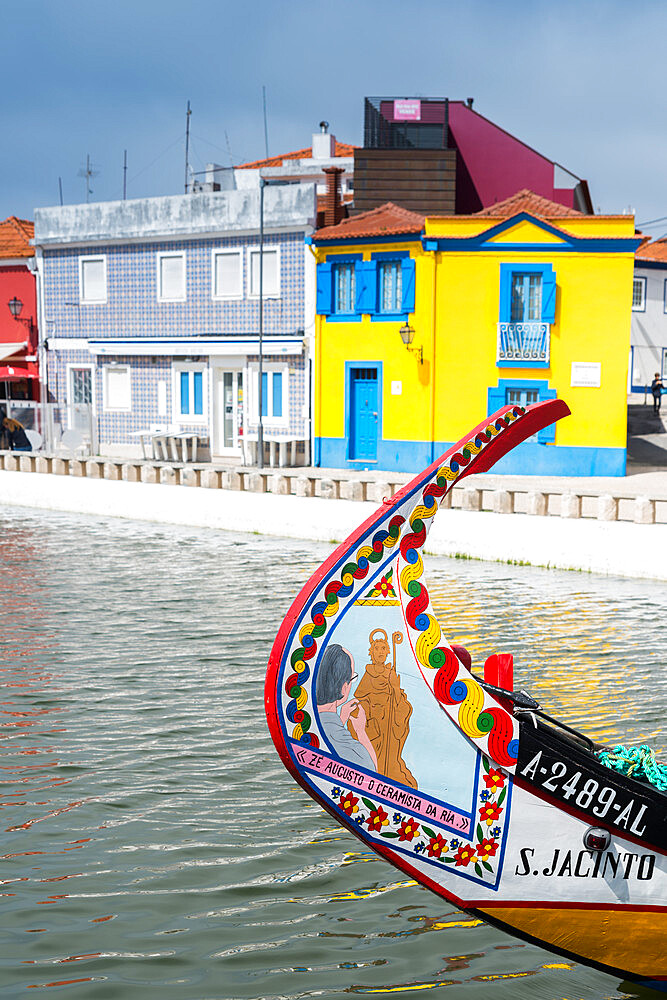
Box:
(249, 365), (288, 424)
(213, 249), (242, 299)
(632, 276), (646, 311)
(506, 388), (539, 407)
(511, 273), (542, 322)
(103, 365), (131, 411)
(79, 256), (106, 303)
(248, 247), (280, 297)
(378, 260), (403, 313)
(158, 252), (186, 301)
(173, 365), (206, 422)
(333, 262), (356, 313)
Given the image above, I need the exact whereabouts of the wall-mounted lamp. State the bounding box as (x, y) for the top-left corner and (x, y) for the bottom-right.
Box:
(7, 297), (34, 333)
(399, 321), (423, 364)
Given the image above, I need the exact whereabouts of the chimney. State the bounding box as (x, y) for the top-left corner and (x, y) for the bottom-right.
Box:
(323, 166), (344, 227)
(312, 120), (336, 160)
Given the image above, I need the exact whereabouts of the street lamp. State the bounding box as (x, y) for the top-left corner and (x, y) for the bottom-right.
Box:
(399, 321), (423, 364)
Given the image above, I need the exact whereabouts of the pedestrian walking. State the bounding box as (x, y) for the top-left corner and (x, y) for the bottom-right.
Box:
(651, 372), (664, 414)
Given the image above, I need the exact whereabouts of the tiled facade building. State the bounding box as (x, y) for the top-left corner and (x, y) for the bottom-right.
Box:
(33, 185), (317, 460)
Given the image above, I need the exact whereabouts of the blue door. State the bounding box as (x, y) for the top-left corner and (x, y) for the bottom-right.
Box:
(349, 367), (378, 461)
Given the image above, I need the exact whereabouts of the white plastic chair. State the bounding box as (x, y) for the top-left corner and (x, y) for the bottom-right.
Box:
(24, 429), (43, 452)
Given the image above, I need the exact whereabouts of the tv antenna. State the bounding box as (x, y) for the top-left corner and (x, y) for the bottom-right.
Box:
(184, 100), (192, 193)
(78, 154), (99, 202)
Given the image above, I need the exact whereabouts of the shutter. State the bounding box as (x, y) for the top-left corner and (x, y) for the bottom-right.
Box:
(487, 386), (505, 417)
(316, 262), (333, 315)
(541, 269), (557, 323)
(400, 257), (416, 313)
(355, 260), (377, 314)
(537, 387), (558, 443)
(498, 265), (512, 322)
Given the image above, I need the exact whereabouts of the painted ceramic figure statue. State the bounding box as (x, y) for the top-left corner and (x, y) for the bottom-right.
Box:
(351, 628), (417, 788)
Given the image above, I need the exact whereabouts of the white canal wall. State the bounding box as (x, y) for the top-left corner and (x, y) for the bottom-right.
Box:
(1, 470), (666, 582)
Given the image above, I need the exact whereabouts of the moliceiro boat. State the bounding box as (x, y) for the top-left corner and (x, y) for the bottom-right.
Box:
(265, 401), (666, 990)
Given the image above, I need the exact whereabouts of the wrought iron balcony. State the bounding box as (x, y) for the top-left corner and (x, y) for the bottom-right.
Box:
(497, 322), (550, 366)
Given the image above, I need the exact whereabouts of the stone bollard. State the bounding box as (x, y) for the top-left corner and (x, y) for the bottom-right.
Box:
(295, 475), (315, 498)
(4, 454), (19, 472)
(560, 493), (582, 519)
(597, 494), (618, 522)
(200, 468), (221, 489)
(121, 463), (141, 483)
(103, 462), (122, 481)
(526, 491), (548, 516)
(69, 459), (85, 477)
(35, 456), (52, 475)
(159, 466), (178, 486)
(492, 489), (514, 514)
(85, 460), (103, 479)
(440, 489), (452, 509)
(634, 496), (655, 525)
(19, 455), (35, 473)
(367, 481), (391, 504)
(461, 487), (482, 511)
(222, 470), (242, 491)
(53, 457), (69, 475)
(247, 472), (267, 493)
(181, 467), (200, 487)
(340, 480), (365, 502)
(140, 465), (159, 484)
(318, 478), (338, 500)
(269, 473), (290, 495)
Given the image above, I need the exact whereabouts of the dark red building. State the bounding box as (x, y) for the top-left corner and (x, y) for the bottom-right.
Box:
(354, 97), (593, 216)
(0, 217), (39, 401)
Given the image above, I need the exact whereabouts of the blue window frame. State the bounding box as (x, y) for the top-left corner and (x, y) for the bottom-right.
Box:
(487, 379), (557, 443)
(499, 263), (556, 324)
(176, 367), (205, 420)
(378, 260), (403, 313)
(632, 276), (646, 312)
(257, 369), (285, 419)
(510, 273), (542, 322)
(333, 262), (356, 314)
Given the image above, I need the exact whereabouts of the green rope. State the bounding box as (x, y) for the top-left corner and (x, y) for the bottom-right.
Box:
(597, 744), (667, 793)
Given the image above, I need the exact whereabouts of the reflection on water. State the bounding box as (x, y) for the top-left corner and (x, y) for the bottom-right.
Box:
(0, 504), (664, 999)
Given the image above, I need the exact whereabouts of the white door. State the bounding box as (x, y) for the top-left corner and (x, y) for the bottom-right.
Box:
(67, 365), (94, 432)
(214, 368), (244, 456)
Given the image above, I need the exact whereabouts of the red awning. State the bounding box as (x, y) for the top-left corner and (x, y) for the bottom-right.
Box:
(0, 364), (38, 381)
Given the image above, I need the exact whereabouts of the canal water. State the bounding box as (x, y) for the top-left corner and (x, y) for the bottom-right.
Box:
(0, 504), (665, 1000)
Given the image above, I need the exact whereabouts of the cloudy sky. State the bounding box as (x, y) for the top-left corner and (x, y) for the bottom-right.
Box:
(3, 1), (667, 234)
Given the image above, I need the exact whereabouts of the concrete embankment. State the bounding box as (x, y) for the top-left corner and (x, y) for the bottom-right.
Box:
(2, 469), (667, 581)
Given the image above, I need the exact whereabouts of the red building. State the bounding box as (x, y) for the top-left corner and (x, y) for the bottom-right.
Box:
(0, 217), (39, 401)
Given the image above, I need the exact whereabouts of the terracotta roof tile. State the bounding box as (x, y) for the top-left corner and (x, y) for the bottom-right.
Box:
(236, 140), (356, 170)
(314, 202), (425, 242)
(475, 189), (583, 219)
(0, 217), (34, 259)
(635, 238), (667, 263)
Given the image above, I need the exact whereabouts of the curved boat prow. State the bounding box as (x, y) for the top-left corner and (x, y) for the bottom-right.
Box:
(265, 399), (666, 989)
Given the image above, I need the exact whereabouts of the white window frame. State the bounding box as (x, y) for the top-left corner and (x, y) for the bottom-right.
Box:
(247, 362), (289, 428)
(171, 362), (208, 425)
(632, 275), (646, 312)
(211, 248), (243, 300)
(247, 245), (281, 299)
(102, 364), (132, 413)
(157, 251), (186, 302)
(79, 255), (107, 304)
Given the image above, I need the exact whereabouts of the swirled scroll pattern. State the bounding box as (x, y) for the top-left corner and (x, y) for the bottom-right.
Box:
(398, 408), (524, 768)
(285, 515), (405, 745)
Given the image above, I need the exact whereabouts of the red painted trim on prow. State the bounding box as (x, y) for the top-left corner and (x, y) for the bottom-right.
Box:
(264, 399), (570, 771)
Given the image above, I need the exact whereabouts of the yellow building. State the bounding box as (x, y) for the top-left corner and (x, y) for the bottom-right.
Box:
(310, 191), (640, 476)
